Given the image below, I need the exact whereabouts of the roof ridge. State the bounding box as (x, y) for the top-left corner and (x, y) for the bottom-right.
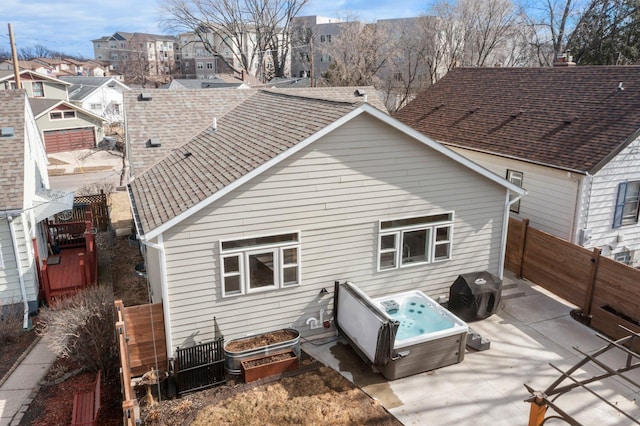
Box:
(259, 88), (363, 106)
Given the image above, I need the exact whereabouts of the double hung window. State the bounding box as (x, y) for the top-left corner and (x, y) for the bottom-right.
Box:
(613, 181), (640, 228)
(220, 232), (300, 297)
(378, 213), (453, 271)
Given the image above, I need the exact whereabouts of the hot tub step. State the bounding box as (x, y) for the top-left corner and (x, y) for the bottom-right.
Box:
(466, 328), (490, 351)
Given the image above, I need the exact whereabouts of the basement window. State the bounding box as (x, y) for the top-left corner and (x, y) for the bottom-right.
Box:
(220, 232), (301, 297)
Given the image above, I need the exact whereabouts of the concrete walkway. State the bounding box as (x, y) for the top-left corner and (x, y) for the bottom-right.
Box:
(0, 338), (57, 426)
(303, 273), (640, 426)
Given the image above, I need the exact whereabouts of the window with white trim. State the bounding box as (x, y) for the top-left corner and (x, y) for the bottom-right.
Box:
(49, 111), (76, 120)
(506, 169), (523, 213)
(220, 232), (300, 297)
(32, 81), (44, 97)
(613, 181), (640, 228)
(378, 213), (453, 271)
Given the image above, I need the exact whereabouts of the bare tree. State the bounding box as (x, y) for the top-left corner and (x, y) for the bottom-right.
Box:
(377, 17), (442, 111)
(118, 47), (153, 87)
(432, 0), (521, 67)
(322, 21), (392, 86)
(518, 0), (583, 65)
(161, 0), (308, 80)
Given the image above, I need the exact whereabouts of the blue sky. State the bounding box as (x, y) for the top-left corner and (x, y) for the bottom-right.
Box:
(0, 0), (431, 59)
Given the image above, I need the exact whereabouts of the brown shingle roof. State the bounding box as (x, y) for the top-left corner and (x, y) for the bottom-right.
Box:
(0, 91), (27, 210)
(129, 91), (361, 234)
(125, 89), (257, 176)
(394, 66), (640, 173)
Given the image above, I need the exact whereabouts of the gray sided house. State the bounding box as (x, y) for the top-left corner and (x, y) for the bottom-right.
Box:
(127, 89), (524, 357)
(0, 70), (70, 101)
(29, 99), (106, 153)
(395, 66), (640, 267)
(0, 90), (73, 324)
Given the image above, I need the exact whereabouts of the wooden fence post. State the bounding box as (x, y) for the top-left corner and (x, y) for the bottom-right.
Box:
(583, 247), (601, 316)
(518, 218), (530, 278)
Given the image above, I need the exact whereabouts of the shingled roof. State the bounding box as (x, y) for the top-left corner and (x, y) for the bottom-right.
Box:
(0, 91), (27, 210)
(129, 91), (361, 235)
(125, 89), (256, 176)
(125, 86), (386, 176)
(394, 66), (640, 174)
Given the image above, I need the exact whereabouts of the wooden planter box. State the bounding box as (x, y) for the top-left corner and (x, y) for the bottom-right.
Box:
(241, 350), (299, 383)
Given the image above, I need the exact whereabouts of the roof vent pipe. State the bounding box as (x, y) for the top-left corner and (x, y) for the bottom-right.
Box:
(212, 117), (217, 130)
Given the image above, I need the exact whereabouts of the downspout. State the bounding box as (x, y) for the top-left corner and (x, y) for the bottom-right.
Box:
(7, 215), (30, 329)
(499, 190), (525, 279)
(140, 235), (173, 360)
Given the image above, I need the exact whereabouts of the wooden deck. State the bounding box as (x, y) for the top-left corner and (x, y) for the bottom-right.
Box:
(46, 248), (87, 298)
(39, 208), (98, 305)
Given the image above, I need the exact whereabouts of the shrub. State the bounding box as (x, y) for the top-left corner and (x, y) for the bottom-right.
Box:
(0, 301), (24, 344)
(38, 285), (118, 377)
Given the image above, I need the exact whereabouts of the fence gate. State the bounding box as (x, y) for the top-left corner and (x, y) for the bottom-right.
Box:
(175, 337), (226, 395)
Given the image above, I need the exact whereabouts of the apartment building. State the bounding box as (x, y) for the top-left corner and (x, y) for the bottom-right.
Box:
(92, 32), (179, 81)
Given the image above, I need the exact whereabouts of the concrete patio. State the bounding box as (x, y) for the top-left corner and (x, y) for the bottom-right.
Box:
(303, 272), (640, 425)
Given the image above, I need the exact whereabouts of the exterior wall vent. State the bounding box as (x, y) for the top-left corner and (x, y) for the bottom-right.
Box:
(146, 138), (161, 148)
(139, 93), (153, 101)
(1, 127), (15, 137)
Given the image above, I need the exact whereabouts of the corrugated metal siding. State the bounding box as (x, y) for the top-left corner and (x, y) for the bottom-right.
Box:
(161, 114), (508, 347)
(449, 147), (578, 241)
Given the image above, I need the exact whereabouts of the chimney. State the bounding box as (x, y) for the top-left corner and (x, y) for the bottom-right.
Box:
(553, 51), (576, 67)
(241, 69), (247, 82)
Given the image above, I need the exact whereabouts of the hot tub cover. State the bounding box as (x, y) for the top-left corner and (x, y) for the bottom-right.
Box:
(334, 281), (399, 366)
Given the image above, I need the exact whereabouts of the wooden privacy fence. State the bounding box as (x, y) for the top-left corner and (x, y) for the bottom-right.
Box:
(506, 217), (640, 341)
(115, 301), (167, 426)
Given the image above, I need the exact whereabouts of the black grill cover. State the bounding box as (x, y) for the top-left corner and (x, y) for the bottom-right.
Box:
(448, 271), (502, 322)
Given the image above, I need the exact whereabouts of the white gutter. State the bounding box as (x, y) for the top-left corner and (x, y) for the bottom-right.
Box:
(7, 215), (30, 329)
(499, 190), (526, 279)
(140, 235), (173, 360)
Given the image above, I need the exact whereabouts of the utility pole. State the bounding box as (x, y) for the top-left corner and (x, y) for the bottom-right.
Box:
(8, 23), (22, 89)
(309, 36), (314, 87)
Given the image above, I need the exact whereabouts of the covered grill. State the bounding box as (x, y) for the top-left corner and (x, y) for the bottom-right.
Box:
(448, 271), (502, 321)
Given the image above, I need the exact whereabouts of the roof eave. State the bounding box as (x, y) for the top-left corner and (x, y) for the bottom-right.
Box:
(138, 103), (524, 241)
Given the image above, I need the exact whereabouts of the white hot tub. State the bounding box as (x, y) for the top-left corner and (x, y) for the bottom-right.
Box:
(335, 282), (468, 380)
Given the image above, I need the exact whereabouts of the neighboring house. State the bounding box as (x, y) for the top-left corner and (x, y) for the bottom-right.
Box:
(0, 90), (73, 323)
(29, 98), (106, 153)
(81, 60), (108, 77)
(0, 60), (53, 75)
(0, 70), (70, 100)
(59, 76), (130, 123)
(127, 88), (524, 357)
(395, 65), (640, 266)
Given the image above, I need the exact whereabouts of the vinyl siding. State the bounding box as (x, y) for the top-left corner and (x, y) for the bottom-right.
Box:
(161, 114), (509, 349)
(584, 137), (640, 265)
(0, 215), (38, 306)
(448, 148), (579, 241)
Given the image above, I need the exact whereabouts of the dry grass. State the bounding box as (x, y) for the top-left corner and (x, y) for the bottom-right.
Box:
(191, 367), (401, 426)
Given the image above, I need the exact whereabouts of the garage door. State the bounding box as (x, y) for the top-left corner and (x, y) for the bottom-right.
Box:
(44, 128), (96, 153)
